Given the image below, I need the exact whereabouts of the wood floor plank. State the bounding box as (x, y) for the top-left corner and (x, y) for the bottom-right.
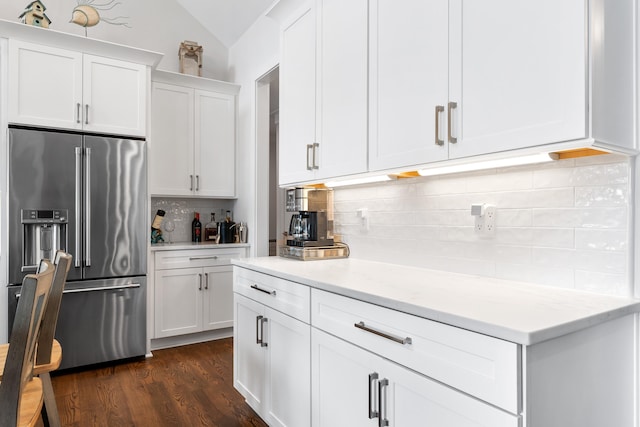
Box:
(46, 338), (268, 427)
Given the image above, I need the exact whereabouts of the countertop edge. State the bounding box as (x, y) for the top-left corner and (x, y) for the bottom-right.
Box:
(231, 258), (640, 346)
(151, 243), (250, 251)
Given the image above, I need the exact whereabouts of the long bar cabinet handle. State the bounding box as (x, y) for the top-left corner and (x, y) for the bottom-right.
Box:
(368, 372), (379, 419)
(76, 103), (81, 124)
(312, 143), (320, 169)
(260, 317), (268, 347)
(306, 144), (313, 170)
(189, 256), (219, 261)
(435, 105), (444, 146)
(354, 321), (412, 345)
(204, 273), (209, 290)
(256, 315), (263, 344)
(378, 379), (389, 427)
(190, 175), (194, 191)
(250, 284), (276, 296)
(85, 104), (89, 125)
(198, 273), (203, 290)
(448, 101), (457, 144)
(196, 175), (200, 191)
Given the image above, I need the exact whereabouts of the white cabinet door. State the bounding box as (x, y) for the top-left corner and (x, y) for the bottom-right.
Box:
(154, 267), (203, 337)
(369, 0), (449, 171)
(234, 294), (267, 412)
(8, 40), (83, 130)
(264, 307), (311, 427)
(195, 89), (236, 197)
(279, 3), (318, 185)
(149, 82), (194, 196)
(312, 328), (377, 427)
(203, 265), (234, 330)
(312, 328), (519, 427)
(83, 55), (147, 137)
(316, 0), (368, 180)
(448, 0), (586, 159)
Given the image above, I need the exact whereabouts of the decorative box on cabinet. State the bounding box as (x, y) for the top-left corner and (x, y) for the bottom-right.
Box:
(278, 0), (368, 186)
(8, 39), (148, 137)
(233, 267), (311, 427)
(153, 247), (246, 342)
(150, 71), (239, 197)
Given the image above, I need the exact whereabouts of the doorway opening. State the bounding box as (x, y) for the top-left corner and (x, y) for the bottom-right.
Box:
(255, 66), (279, 257)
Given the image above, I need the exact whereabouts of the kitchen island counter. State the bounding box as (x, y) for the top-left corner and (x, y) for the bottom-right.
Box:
(232, 257), (640, 345)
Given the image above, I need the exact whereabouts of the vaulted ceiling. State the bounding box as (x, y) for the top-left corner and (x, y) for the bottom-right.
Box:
(176, 0), (275, 48)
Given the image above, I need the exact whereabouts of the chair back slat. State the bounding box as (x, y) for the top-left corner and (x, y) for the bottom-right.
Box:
(0, 259), (54, 426)
(36, 251), (72, 366)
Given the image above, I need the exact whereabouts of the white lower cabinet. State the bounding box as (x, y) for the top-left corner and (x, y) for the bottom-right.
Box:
(153, 248), (244, 338)
(312, 328), (518, 427)
(233, 269), (311, 427)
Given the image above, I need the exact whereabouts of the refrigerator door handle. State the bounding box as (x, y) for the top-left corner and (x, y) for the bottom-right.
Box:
(85, 147), (92, 267)
(74, 147), (82, 268)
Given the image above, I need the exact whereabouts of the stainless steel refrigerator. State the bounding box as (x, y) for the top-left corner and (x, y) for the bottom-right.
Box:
(6, 126), (147, 370)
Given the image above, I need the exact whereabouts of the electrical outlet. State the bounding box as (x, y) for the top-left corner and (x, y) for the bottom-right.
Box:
(473, 204), (496, 237)
(484, 205), (496, 235)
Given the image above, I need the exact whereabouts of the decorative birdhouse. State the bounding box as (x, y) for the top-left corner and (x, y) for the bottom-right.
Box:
(19, 1), (51, 28)
(179, 41), (203, 77)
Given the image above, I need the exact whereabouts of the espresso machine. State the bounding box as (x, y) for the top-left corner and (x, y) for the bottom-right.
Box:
(286, 188), (334, 247)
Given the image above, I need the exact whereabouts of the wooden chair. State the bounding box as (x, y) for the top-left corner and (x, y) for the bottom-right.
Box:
(0, 259), (55, 427)
(0, 251), (72, 427)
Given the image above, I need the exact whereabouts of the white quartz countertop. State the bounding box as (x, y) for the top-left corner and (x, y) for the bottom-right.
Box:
(232, 257), (640, 345)
(151, 242), (250, 251)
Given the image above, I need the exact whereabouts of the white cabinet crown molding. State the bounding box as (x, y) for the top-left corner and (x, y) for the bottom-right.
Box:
(0, 18), (163, 67)
(152, 69), (240, 94)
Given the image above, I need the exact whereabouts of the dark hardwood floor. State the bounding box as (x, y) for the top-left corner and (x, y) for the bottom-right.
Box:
(44, 338), (268, 427)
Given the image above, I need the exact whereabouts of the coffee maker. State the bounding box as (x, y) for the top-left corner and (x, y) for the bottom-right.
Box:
(286, 188), (334, 247)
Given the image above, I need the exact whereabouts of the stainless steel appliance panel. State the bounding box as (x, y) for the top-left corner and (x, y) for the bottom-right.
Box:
(8, 129), (81, 283)
(83, 136), (146, 279)
(7, 277), (147, 370)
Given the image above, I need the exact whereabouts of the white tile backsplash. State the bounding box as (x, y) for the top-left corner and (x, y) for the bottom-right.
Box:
(333, 154), (631, 296)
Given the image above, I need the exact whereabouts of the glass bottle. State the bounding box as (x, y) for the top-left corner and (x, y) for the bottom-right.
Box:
(204, 213), (218, 242)
(192, 212), (202, 242)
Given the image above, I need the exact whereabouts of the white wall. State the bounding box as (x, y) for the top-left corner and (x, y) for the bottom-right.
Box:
(227, 16), (281, 257)
(335, 154), (633, 296)
(0, 0), (229, 79)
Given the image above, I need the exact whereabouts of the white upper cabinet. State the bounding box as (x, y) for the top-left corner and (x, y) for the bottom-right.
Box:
(150, 71), (239, 198)
(9, 40), (147, 137)
(447, 0), (586, 159)
(369, 0), (450, 171)
(315, 0), (368, 180)
(82, 54), (147, 136)
(279, 2), (317, 185)
(370, 0), (587, 171)
(279, 0), (368, 186)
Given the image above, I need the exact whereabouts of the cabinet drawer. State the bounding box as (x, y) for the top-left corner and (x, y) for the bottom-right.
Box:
(155, 248), (245, 270)
(234, 267), (310, 323)
(311, 289), (520, 414)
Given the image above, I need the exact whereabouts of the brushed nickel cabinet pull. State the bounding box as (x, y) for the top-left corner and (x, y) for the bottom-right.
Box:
(435, 105), (445, 146)
(368, 372), (379, 420)
(378, 379), (389, 427)
(448, 101), (457, 144)
(76, 103), (81, 124)
(312, 143), (320, 169)
(204, 273), (209, 290)
(306, 144), (313, 170)
(198, 273), (203, 290)
(190, 175), (194, 191)
(250, 284), (276, 296)
(354, 321), (412, 345)
(85, 104), (89, 125)
(256, 315), (263, 344)
(260, 317), (268, 347)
